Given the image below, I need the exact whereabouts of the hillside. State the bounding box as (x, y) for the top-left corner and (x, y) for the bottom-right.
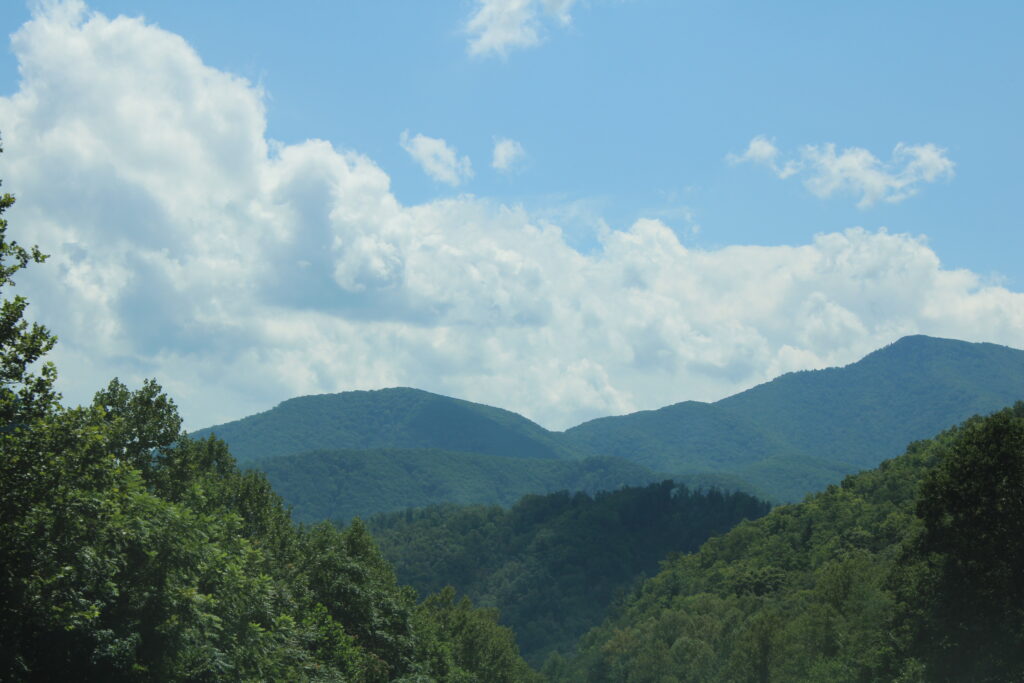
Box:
(193, 387), (581, 462)
(257, 450), (673, 523)
(717, 335), (1024, 469)
(553, 403), (1024, 682)
(565, 335), (1024, 500)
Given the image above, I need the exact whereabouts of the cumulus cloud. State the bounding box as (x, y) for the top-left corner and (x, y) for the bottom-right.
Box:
(492, 137), (526, 171)
(465, 0), (577, 58)
(400, 130), (473, 186)
(730, 136), (955, 208)
(2, 2), (1022, 433)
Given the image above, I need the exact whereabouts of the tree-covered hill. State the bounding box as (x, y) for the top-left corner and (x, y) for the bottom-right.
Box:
(368, 482), (771, 666)
(257, 450), (675, 523)
(193, 387), (582, 462)
(551, 403), (1024, 682)
(565, 335), (1024, 500)
(560, 400), (847, 501)
(717, 334), (1024, 471)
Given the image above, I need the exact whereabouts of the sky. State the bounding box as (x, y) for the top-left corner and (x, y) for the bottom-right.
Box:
(0, 0), (1022, 431)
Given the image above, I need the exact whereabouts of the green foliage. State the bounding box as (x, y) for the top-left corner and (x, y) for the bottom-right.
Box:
(301, 519), (418, 677)
(905, 404), (1024, 681)
(94, 378), (183, 475)
(370, 481), (770, 665)
(555, 406), (1024, 681)
(1, 380), (355, 680)
(2, 381), (540, 681)
(413, 587), (543, 683)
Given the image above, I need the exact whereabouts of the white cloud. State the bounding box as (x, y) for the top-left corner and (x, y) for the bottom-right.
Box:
(492, 137), (526, 171)
(2, 3), (1022, 433)
(730, 136), (955, 208)
(465, 0), (577, 58)
(802, 142), (955, 208)
(727, 135), (799, 178)
(400, 130), (473, 186)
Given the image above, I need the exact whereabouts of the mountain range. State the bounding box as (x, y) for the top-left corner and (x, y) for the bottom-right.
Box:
(194, 335), (1024, 519)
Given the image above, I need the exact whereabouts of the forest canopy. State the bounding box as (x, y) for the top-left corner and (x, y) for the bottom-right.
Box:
(549, 403), (1024, 682)
(370, 482), (770, 665)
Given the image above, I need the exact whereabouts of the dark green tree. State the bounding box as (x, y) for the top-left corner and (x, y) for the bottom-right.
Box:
(93, 377), (182, 475)
(912, 404), (1024, 680)
(416, 586), (541, 683)
(303, 519), (416, 679)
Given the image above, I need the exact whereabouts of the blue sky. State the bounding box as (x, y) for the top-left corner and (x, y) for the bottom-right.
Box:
(1, 1), (1022, 429)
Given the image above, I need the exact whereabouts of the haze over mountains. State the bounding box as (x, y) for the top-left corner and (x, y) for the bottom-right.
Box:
(195, 335), (1024, 519)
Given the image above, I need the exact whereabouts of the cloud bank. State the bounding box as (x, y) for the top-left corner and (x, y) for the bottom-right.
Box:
(2, 2), (1022, 431)
(730, 135), (955, 208)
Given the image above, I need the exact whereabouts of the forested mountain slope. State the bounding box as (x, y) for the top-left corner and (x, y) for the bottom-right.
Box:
(561, 400), (847, 502)
(565, 335), (1024, 500)
(258, 450), (672, 523)
(369, 482), (771, 666)
(716, 334), (1024, 470)
(552, 404), (1024, 682)
(193, 387), (581, 463)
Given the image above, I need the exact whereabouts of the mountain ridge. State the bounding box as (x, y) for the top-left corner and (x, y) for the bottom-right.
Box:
(564, 335), (1024, 499)
(195, 335), (1024, 508)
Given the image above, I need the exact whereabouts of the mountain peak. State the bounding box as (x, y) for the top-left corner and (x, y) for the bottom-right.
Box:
(194, 385), (577, 462)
